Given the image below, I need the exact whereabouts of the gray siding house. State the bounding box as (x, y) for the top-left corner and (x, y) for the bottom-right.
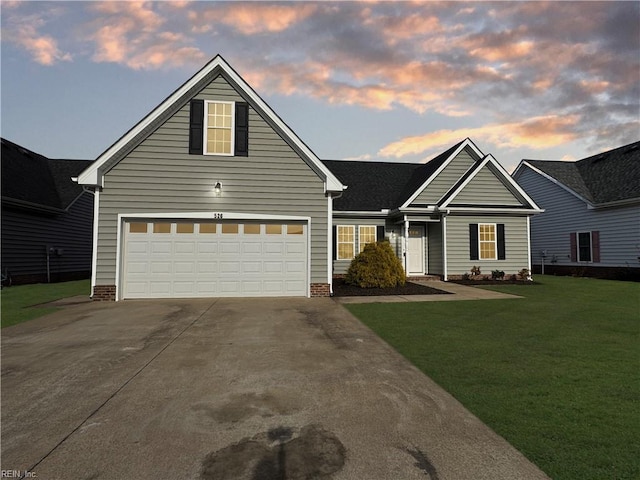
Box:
(325, 139), (542, 281)
(77, 56), (542, 301)
(77, 56), (344, 300)
(1, 138), (94, 284)
(512, 141), (640, 279)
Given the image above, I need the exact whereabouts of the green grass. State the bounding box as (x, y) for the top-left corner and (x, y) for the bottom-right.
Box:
(1, 280), (90, 328)
(346, 276), (640, 480)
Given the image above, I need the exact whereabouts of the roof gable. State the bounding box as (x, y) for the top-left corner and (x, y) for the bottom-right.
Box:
(401, 138), (483, 208)
(513, 140), (640, 206)
(77, 55), (344, 192)
(441, 155), (539, 209)
(1, 138), (92, 211)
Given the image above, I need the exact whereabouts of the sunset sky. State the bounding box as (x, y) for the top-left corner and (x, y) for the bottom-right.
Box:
(1, 1), (638, 172)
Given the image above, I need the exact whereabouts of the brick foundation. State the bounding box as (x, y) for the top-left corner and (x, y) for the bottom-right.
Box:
(310, 283), (331, 297)
(92, 285), (116, 301)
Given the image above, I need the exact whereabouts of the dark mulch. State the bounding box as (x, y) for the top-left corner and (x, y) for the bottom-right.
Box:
(332, 278), (451, 297)
(451, 279), (538, 286)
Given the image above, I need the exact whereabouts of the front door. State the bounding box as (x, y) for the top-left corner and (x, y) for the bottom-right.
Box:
(407, 226), (424, 275)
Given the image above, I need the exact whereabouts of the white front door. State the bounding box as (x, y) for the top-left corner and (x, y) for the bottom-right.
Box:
(407, 226), (424, 275)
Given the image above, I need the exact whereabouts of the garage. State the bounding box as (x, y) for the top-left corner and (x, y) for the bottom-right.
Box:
(121, 219), (308, 299)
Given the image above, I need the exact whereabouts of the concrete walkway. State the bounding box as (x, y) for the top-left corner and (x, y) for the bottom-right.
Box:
(335, 280), (521, 303)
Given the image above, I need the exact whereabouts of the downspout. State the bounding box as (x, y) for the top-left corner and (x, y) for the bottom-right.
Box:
(328, 190), (344, 296)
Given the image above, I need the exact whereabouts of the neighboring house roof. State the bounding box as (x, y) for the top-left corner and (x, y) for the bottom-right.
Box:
(77, 55), (344, 193)
(514, 140), (640, 206)
(1, 138), (92, 212)
(324, 138), (540, 212)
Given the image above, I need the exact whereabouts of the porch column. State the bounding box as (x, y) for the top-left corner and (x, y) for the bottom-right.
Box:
(404, 216), (410, 276)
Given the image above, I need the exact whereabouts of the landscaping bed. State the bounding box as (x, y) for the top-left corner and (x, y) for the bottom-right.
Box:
(451, 279), (538, 286)
(332, 278), (451, 297)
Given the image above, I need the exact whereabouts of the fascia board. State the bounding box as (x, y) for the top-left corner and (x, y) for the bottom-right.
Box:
(400, 138), (483, 209)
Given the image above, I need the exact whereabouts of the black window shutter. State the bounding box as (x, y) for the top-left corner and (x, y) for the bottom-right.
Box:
(332, 226), (337, 260)
(469, 224), (479, 260)
(235, 102), (249, 157)
(570, 233), (577, 262)
(189, 99), (204, 155)
(497, 223), (506, 260)
(376, 225), (385, 241)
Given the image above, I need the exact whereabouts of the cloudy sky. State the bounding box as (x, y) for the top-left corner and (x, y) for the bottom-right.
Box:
(1, 1), (638, 172)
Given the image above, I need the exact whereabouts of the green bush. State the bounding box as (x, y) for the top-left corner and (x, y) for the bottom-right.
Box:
(345, 241), (406, 288)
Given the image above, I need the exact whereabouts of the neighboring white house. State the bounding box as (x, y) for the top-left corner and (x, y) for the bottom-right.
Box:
(512, 141), (640, 280)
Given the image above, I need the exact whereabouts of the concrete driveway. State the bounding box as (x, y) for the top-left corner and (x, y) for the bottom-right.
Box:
(1, 298), (548, 480)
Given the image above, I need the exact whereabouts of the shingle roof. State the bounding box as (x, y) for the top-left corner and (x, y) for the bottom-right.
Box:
(322, 160), (421, 211)
(525, 140), (640, 205)
(1, 138), (93, 211)
(323, 140), (466, 211)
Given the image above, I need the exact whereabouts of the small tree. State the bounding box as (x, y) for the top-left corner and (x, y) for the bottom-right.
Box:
(345, 241), (406, 288)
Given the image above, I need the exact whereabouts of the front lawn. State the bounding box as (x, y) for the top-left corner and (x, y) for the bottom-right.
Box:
(1, 280), (90, 328)
(346, 275), (639, 480)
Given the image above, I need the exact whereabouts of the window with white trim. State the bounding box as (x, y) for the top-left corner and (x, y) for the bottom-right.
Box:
(577, 232), (592, 262)
(479, 224), (497, 260)
(337, 225), (355, 260)
(358, 226), (377, 253)
(205, 101), (234, 155)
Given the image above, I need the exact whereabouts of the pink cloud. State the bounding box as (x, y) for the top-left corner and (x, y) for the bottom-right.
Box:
(193, 3), (317, 35)
(3, 14), (71, 65)
(378, 116), (581, 159)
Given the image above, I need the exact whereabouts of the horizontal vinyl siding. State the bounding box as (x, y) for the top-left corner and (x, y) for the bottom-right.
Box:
(452, 165), (523, 206)
(1, 192), (94, 279)
(410, 150), (476, 206)
(446, 215), (529, 275)
(332, 217), (386, 275)
(97, 75), (328, 286)
(428, 222), (443, 275)
(516, 168), (640, 268)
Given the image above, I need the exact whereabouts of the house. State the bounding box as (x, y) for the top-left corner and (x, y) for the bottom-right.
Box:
(512, 141), (640, 280)
(76, 55), (542, 301)
(324, 139), (542, 281)
(1, 138), (94, 284)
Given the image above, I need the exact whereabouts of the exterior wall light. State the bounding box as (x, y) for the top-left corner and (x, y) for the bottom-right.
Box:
(213, 181), (222, 196)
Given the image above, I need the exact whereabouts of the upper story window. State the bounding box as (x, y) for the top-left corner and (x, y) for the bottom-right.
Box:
(205, 101), (233, 155)
(189, 99), (249, 156)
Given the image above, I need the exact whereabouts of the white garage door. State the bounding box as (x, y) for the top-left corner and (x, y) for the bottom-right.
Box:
(122, 220), (307, 299)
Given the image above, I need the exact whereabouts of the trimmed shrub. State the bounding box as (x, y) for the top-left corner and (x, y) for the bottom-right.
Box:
(345, 241), (406, 288)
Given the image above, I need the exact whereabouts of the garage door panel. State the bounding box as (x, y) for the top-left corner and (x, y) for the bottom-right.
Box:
(263, 261), (283, 274)
(242, 261), (261, 274)
(151, 262), (172, 274)
(220, 261), (241, 274)
(174, 242), (196, 254)
(123, 221), (307, 298)
(220, 243), (240, 255)
(242, 242), (262, 254)
(174, 262), (195, 274)
(198, 242), (218, 254)
(149, 282), (171, 294)
(198, 262), (218, 274)
(151, 242), (172, 254)
(127, 242), (148, 254)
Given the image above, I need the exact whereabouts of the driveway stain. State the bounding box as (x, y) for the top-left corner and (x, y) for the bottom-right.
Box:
(194, 391), (301, 424)
(406, 446), (440, 480)
(200, 424), (346, 480)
